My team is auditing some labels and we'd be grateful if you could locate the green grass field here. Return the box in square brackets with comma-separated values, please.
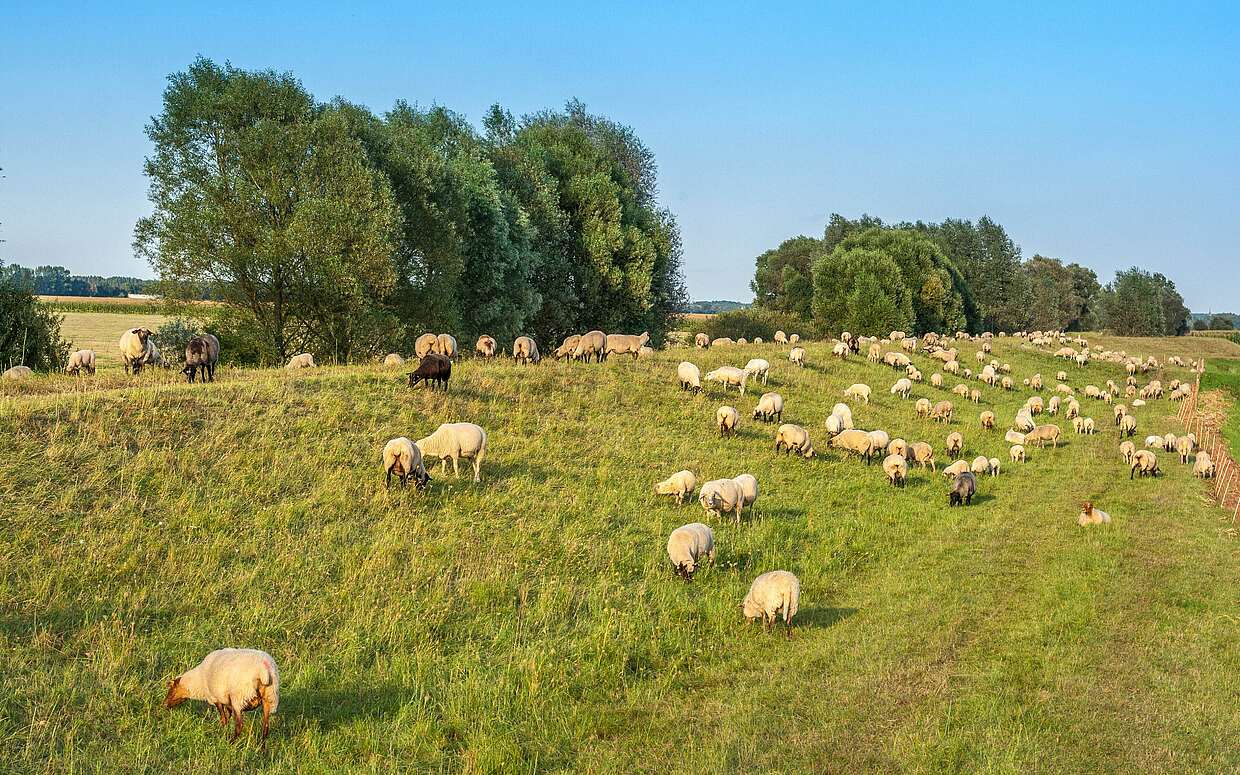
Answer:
[2, 319, 1239, 773]
[57, 312, 173, 368]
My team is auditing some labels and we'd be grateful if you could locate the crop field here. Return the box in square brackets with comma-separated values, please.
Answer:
[2, 324, 1239, 773]
[56, 312, 174, 368]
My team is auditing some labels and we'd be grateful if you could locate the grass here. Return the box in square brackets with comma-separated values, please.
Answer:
[1201, 358, 1240, 459]
[1, 330, 1238, 773]
[55, 312, 174, 367]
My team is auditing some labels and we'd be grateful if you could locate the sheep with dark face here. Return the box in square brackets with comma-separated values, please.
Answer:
[948, 471, 976, 506]
[382, 437, 431, 490]
[407, 353, 451, 391]
[182, 333, 220, 383]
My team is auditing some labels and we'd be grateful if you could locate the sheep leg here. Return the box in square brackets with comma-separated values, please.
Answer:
[232, 710, 244, 742]
[452, 457, 460, 478]
[217, 703, 229, 726]
[472, 455, 481, 483]
[260, 687, 274, 740]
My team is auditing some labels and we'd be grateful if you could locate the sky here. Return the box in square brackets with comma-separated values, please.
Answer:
[1, 2, 1237, 310]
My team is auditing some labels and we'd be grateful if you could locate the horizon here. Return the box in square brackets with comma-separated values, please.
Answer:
[2, 2, 1237, 309]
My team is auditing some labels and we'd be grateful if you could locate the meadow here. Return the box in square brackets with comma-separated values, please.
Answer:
[2, 315, 1239, 774]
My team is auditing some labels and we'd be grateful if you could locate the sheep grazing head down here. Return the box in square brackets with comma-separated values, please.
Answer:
[163, 676, 189, 709]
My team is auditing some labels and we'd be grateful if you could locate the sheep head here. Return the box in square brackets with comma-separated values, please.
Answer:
[164, 676, 189, 708]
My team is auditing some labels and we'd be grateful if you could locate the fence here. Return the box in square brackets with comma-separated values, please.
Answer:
[1176, 365, 1240, 522]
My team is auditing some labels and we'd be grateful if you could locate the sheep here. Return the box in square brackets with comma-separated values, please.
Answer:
[883, 453, 908, 487]
[774, 424, 816, 458]
[66, 349, 97, 375]
[2, 365, 33, 380]
[574, 330, 609, 362]
[654, 470, 698, 504]
[944, 359, 961, 375]
[829, 429, 877, 463]
[383, 353, 405, 366]
[1120, 414, 1137, 438]
[512, 336, 541, 364]
[1014, 409, 1036, 433]
[883, 351, 912, 370]
[1001, 376, 1014, 391]
[705, 366, 748, 394]
[867, 342, 882, 362]
[435, 334, 459, 359]
[285, 353, 316, 370]
[712, 337, 735, 347]
[832, 342, 849, 359]
[1175, 435, 1194, 464]
[788, 333, 801, 346]
[844, 383, 873, 404]
[414, 333, 439, 358]
[736, 338, 748, 346]
[556, 335, 582, 360]
[970, 455, 990, 475]
[407, 353, 452, 391]
[1065, 399, 1081, 420]
[1129, 450, 1160, 479]
[831, 403, 854, 430]
[773, 330, 788, 345]
[908, 368, 923, 382]
[987, 458, 1001, 477]
[887, 438, 909, 460]
[744, 358, 771, 385]
[1025, 424, 1061, 448]
[1026, 396, 1044, 414]
[475, 335, 498, 358]
[948, 471, 976, 506]
[716, 405, 740, 437]
[415, 422, 487, 482]
[164, 648, 279, 741]
[1010, 444, 1025, 463]
[1119, 440, 1136, 465]
[931, 401, 954, 424]
[915, 398, 932, 419]
[945, 432, 964, 458]
[753, 337, 764, 345]
[381, 437, 430, 489]
[1143, 435, 1164, 449]
[695, 332, 711, 349]
[1078, 502, 1111, 526]
[606, 331, 651, 360]
[734, 473, 760, 513]
[1162, 433, 1178, 453]
[890, 378, 913, 399]
[789, 346, 806, 367]
[118, 327, 155, 374]
[1047, 396, 1061, 415]
[868, 430, 891, 456]
[952, 384, 969, 398]
[699, 478, 745, 523]
[980, 411, 996, 430]
[930, 373, 944, 388]
[1004, 429, 1025, 445]
[677, 361, 702, 392]
[1082, 418, 1096, 435]
[752, 392, 784, 423]
[1193, 451, 1215, 479]
[182, 333, 221, 383]
[910, 441, 936, 471]
[1030, 374, 1043, 391]
[825, 414, 844, 436]
[742, 570, 800, 638]
[969, 388, 982, 404]
[1072, 416, 1086, 434]
[666, 523, 715, 580]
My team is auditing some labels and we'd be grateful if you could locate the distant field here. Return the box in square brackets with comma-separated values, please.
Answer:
[58, 311, 174, 366]
[38, 295, 158, 306]
[1, 332, 1237, 773]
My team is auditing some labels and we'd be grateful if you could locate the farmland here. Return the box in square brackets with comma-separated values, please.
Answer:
[1, 315, 1239, 773]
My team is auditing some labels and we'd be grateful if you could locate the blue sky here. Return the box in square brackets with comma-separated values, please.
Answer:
[2, 2, 1237, 309]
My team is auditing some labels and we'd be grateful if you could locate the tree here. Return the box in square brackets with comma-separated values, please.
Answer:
[911, 217, 1030, 332]
[751, 235, 821, 315]
[1024, 256, 1099, 331]
[1209, 315, 1236, 330]
[134, 58, 400, 363]
[0, 264, 70, 371]
[1097, 267, 1187, 336]
[811, 246, 914, 334]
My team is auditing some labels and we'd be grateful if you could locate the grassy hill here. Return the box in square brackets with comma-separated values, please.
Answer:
[1, 328, 1238, 773]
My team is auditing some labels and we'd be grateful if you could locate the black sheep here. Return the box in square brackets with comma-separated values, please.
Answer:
[408, 353, 451, 391]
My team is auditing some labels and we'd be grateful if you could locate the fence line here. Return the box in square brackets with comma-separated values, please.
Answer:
[1178, 366, 1240, 522]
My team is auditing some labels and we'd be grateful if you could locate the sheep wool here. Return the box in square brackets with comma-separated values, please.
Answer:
[699, 478, 745, 523]
[717, 405, 740, 437]
[415, 423, 488, 482]
[164, 648, 279, 741]
[66, 349, 97, 375]
[666, 522, 715, 579]
[285, 353, 316, 370]
[381, 437, 429, 489]
[677, 361, 703, 392]
[742, 570, 800, 637]
[654, 470, 698, 504]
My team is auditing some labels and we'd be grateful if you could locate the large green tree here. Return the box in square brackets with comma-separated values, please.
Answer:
[0, 265, 70, 371]
[911, 217, 1030, 332]
[134, 58, 400, 363]
[811, 246, 914, 335]
[1024, 255, 1100, 331]
[751, 235, 821, 316]
[1097, 267, 1188, 336]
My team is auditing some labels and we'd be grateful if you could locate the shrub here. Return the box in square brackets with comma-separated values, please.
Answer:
[698, 309, 821, 342]
[152, 318, 203, 365]
[0, 268, 71, 372]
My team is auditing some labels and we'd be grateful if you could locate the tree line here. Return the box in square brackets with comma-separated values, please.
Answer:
[135, 58, 686, 364]
[752, 213, 1189, 337]
[0, 264, 152, 297]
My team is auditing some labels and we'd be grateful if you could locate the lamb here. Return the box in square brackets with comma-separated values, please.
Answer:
[980, 411, 996, 430]
[1119, 440, 1136, 464]
[606, 331, 651, 360]
[774, 423, 816, 458]
[512, 336, 541, 364]
[868, 429, 891, 453]
[915, 398, 932, 418]
[742, 570, 800, 638]
[717, 405, 740, 437]
[666, 523, 715, 580]
[752, 392, 784, 423]
[381, 437, 430, 489]
[2, 365, 33, 380]
[573, 330, 609, 362]
[118, 327, 156, 374]
[1143, 435, 1163, 449]
[695, 332, 711, 349]
[1078, 502, 1111, 526]
[66, 349, 97, 375]
[952, 384, 969, 398]
[948, 471, 977, 506]
[832, 342, 849, 359]
[890, 378, 913, 399]
[1025, 424, 1061, 448]
[789, 346, 806, 367]
[1193, 451, 1215, 479]
[1082, 417, 1096, 435]
[744, 358, 771, 385]
[383, 353, 405, 366]
[931, 401, 954, 424]
[654, 470, 698, 504]
[868, 342, 882, 362]
[407, 353, 452, 391]
[788, 333, 801, 345]
[883, 453, 908, 486]
[829, 429, 877, 463]
[1004, 429, 1025, 445]
[987, 458, 1001, 477]
[1120, 414, 1137, 438]
[831, 403, 854, 429]
[945, 432, 964, 458]
[414, 333, 439, 358]
[1175, 435, 1194, 463]
[844, 383, 873, 404]
[1010, 444, 1025, 463]
[712, 337, 735, 347]
[930, 373, 944, 388]
[164, 648, 279, 741]
[699, 478, 745, 523]
[435, 334, 459, 359]
[415, 422, 487, 482]
[677, 361, 702, 392]
[285, 353, 316, 370]
[1129, 450, 1160, 479]
[556, 335, 582, 360]
[969, 388, 982, 404]
[182, 333, 221, 383]
[887, 438, 909, 459]
[1162, 433, 1178, 452]
[970, 455, 990, 475]
[475, 335, 498, 358]
[705, 366, 748, 394]
[910, 441, 936, 471]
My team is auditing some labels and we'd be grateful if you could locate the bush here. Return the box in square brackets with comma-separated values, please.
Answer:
[0, 268, 71, 372]
[152, 318, 202, 365]
[697, 309, 821, 342]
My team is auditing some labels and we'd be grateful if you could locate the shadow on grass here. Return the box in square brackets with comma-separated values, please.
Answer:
[796, 606, 859, 629]
[287, 684, 415, 731]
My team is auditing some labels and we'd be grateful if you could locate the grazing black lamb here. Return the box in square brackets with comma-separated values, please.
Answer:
[408, 353, 451, 391]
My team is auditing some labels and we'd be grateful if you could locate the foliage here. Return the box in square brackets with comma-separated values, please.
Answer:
[751, 235, 822, 316]
[697, 308, 820, 342]
[151, 317, 206, 366]
[40, 298, 166, 315]
[811, 246, 914, 335]
[0, 264, 152, 297]
[1097, 267, 1190, 336]
[1024, 255, 1100, 331]
[682, 300, 749, 314]
[913, 217, 1030, 332]
[0, 265, 71, 371]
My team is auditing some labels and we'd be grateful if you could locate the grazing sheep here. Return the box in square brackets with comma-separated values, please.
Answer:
[789, 346, 806, 367]
[118, 327, 155, 374]
[717, 405, 740, 437]
[381, 437, 430, 489]
[1047, 396, 1061, 415]
[1193, 451, 1215, 479]
[980, 411, 996, 430]
[868, 429, 891, 454]
[695, 332, 711, 349]
[742, 570, 800, 638]
[883, 453, 908, 486]
[1030, 374, 1043, 391]
[666, 523, 715, 580]
[475, 335, 498, 358]
[606, 332, 651, 360]
[1001, 376, 1014, 391]
[915, 397, 932, 419]
[752, 392, 784, 423]
[744, 358, 771, 385]
[1129, 450, 1160, 479]
[734, 473, 760, 513]
[1162, 433, 1178, 453]
[383, 353, 406, 366]
[435, 334, 459, 359]
[948, 471, 977, 506]
[952, 384, 969, 398]
[773, 330, 788, 345]
[1072, 416, 1085, 434]
[1025, 424, 1062, 448]
[969, 388, 981, 404]
[1175, 435, 1194, 463]
[890, 378, 913, 399]
[832, 342, 849, 359]
[1026, 396, 1044, 414]
[512, 336, 540, 364]
[415, 422, 488, 482]
[1065, 399, 1081, 420]
[931, 400, 954, 424]
[1082, 417, 1096, 435]
[1010, 444, 1025, 463]
[285, 353, 316, 370]
[825, 414, 844, 436]
[788, 333, 801, 346]
[753, 337, 764, 345]
[705, 366, 748, 394]
[2, 365, 33, 380]
[654, 470, 698, 504]
[945, 432, 964, 458]
[1120, 414, 1137, 438]
[1143, 435, 1164, 449]
[987, 458, 1001, 477]
[830, 429, 877, 463]
[1119, 440, 1136, 464]
[574, 330, 609, 362]
[931, 373, 944, 388]
[677, 361, 703, 392]
[868, 342, 883, 362]
[831, 403, 854, 430]
[699, 478, 745, 523]
[775, 424, 816, 458]
[414, 333, 439, 358]
[1004, 429, 1026, 445]
[887, 438, 909, 459]
[844, 383, 873, 404]
[970, 455, 990, 475]
[712, 337, 735, 347]
[182, 333, 221, 384]
[164, 648, 279, 741]
[407, 353, 452, 391]
[910, 441, 936, 471]
[555, 335, 582, 360]
[66, 349, 97, 376]
[1078, 502, 1111, 526]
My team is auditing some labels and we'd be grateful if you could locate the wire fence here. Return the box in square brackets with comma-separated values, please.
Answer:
[1176, 365, 1240, 522]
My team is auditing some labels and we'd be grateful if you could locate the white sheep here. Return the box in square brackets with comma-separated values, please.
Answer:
[774, 424, 816, 458]
[844, 383, 872, 404]
[382, 353, 405, 366]
[415, 423, 488, 482]
[733, 473, 759, 511]
[910, 441, 936, 471]
[752, 392, 784, 423]
[1193, 451, 1215, 478]
[915, 397, 932, 419]
[666, 522, 715, 579]
[475, 335, 498, 358]
[970, 455, 990, 475]
[164, 648, 279, 741]
[699, 478, 745, 523]
[717, 405, 740, 437]
[987, 458, 1000, 477]
[435, 333, 459, 358]
[742, 570, 800, 637]
[890, 378, 913, 399]
[1010, 444, 1025, 463]
[831, 403, 854, 430]
[414, 333, 439, 358]
[789, 346, 806, 367]
[1077, 502, 1111, 526]
[285, 353, 316, 369]
[66, 349, 97, 375]
[512, 336, 541, 364]
[883, 453, 908, 486]
[654, 470, 698, 504]
[705, 366, 748, 394]
[1119, 440, 1136, 464]
[743, 358, 771, 385]
[677, 361, 702, 392]
[381, 437, 430, 489]
[118, 327, 156, 374]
